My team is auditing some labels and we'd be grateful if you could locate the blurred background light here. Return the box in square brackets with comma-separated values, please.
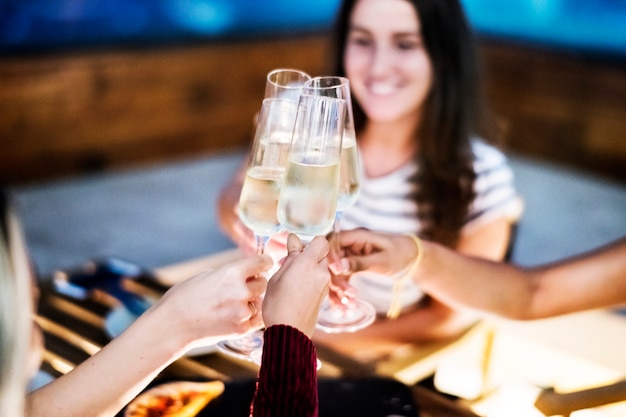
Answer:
[0, 0, 624, 58]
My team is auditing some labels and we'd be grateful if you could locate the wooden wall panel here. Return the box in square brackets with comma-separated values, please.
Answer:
[1, 35, 624, 185]
[0, 36, 331, 184]
[482, 42, 626, 181]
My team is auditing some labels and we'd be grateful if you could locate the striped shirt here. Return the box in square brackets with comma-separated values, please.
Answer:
[342, 139, 520, 314]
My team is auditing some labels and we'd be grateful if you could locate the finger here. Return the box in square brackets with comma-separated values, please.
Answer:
[246, 293, 265, 329]
[305, 235, 330, 263]
[348, 252, 391, 274]
[247, 301, 258, 317]
[249, 307, 265, 328]
[286, 233, 304, 254]
[329, 257, 351, 275]
[329, 275, 356, 298]
[337, 228, 384, 255]
[227, 254, 273, 278]
[246, 275, 267, 297]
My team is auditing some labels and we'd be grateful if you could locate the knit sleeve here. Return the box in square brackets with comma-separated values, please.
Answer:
[249, 324, 318, 417]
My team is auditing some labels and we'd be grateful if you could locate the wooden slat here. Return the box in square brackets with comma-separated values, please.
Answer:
[2, 36, 624, 184]
[34, 257, 480, 416]
[481, 40, 626, 181]
[0, 36, 332, 184]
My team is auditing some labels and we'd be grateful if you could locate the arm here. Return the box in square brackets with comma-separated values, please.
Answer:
[253, 325, 318, 417]
[217, 159, 259, 256]
[251, 234, 330, 417]
[417, 236, 626, 319]
[336, 229, 626, 320]
[27, 255, 272, 417]
[314, 219, 512, 355]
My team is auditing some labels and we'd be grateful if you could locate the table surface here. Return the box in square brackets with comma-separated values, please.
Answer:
[36, 248, 626, 417]
[36, 249, 480, 417]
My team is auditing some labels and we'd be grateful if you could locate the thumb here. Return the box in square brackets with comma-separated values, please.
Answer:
[286, 233, 304, 254]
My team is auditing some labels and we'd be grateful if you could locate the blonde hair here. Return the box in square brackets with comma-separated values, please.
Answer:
[0, 193, 32, 417]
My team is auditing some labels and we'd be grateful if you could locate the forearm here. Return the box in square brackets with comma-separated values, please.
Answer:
[251, 325, 318, 417]
[416, 241, 536, 319]
[408, 217, 537, 318]
[217, 161, 247, 241]
[417, 237, 626, 320]
[217, 183, 243, 239]
[27, 307, 188, 417]
[528, 237, 626, 318]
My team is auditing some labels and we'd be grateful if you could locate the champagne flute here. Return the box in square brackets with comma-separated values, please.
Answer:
[277, 94, 346, 242]
[239, 98, 298, 255]
[216, 98, 298, 361]
[303, 76, 376, 333]
[249, 68, 311, 253]
[218, 70, 310, 362]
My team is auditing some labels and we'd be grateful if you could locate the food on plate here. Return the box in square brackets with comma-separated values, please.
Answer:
[125, 380, 225, 417]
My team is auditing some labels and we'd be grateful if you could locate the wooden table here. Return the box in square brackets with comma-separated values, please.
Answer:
[36, 248, 626, 416]
[35, 249, 479, 417]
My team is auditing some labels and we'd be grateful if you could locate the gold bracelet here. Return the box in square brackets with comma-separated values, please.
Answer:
[386, 234, 424, 319]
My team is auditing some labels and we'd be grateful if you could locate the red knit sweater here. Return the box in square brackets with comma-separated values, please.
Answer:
[250, 324, 318, 417]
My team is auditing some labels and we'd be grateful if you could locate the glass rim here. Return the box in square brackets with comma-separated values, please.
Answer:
[304, 75, 350, 90]
[266, 68, 312, 90]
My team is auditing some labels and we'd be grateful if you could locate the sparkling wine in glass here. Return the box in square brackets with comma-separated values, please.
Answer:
[238, 98, 297, 254]
[216, 98, 298, 361]
[245, 68, 311, 253]
[336, 133, 361, 213]
[277, 94, 346, 242]
[303, 76, 376, 333]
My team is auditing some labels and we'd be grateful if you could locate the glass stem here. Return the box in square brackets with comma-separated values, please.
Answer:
[256, 235, 270, 255]
[332, 211, 344, 255]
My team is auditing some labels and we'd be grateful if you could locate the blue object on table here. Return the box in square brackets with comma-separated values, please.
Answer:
[52, 257, 153, 316]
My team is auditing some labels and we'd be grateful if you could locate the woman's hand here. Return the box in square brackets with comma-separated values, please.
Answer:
[153, 254, 273, 346]
[262, 234, 330, 337]
[330, 228, 419, 277]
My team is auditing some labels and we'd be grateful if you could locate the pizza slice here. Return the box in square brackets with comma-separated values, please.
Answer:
[125, 380, 225, 417]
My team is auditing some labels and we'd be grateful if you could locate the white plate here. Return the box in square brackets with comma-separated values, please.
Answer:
[104, 304, 218, 356]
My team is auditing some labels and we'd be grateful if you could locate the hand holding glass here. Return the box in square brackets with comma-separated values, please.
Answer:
[217, 69, 310, 363]
[216, 98, 298, 361]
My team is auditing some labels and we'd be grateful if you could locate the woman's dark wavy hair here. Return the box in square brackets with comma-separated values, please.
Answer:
[331, 0, 497, 246]
[0, 189, 9, 247]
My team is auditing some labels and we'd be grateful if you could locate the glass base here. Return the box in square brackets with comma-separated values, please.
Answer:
[216, 330, 264, 361]
[316, 297, 376, 333]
